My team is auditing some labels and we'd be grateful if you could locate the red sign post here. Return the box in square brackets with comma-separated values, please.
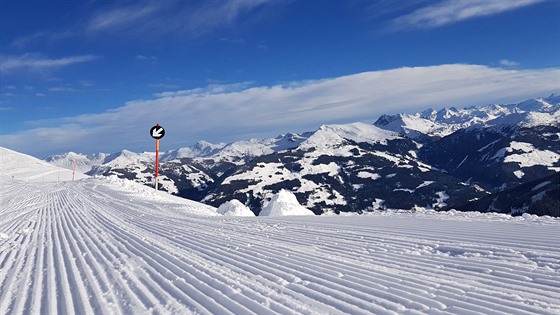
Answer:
[72, 159, 77, 181]
[150, 124, 165, 190]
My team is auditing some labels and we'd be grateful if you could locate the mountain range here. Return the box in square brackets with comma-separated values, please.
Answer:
[46, 94, 560, 216]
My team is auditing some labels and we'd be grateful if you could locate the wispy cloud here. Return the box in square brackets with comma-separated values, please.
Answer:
[135, 55, 158, 63]
[499, 59, 520, 67]
[153, 82, 253, 98]
[86, 0, 274, 37]
[366, 0, 430, 18]
[48, 87, 75, 93]
[0, 54, 99, 74]
[10, 31, 75, 49]
[185, 0, 272, 35]
[148, 83, 180, 90]
[87, 2, 163, 33]
[79, 80, 94, 87]
[389, 0, 545, 30]
[2, 64, 558, 156]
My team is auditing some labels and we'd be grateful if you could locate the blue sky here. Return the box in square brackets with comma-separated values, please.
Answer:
[1, 0, 559, 157]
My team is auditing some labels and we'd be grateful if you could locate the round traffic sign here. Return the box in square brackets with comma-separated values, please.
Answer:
[150, 125, 165, 139]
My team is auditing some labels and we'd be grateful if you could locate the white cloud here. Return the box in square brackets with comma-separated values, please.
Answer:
[0, 54, 99, 74]
[390, 0, 545, 30]
[2, 64, 558, 157]
[499, 59, 520, 67]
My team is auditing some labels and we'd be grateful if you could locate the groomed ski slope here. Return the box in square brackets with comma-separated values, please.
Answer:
[1, 176, 559, 315]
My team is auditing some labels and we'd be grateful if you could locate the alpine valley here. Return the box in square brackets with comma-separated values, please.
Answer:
[46, 94, 560, 216]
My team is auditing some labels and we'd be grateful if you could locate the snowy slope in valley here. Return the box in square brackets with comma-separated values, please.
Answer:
[2, 149, 560, 314]
[500, 141, 560, 170]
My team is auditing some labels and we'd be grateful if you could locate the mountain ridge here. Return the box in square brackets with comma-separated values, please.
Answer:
[45, 95, 560, 216]
[373, 93, 560, 139]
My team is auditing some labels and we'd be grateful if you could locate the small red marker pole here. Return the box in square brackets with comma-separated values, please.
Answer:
[72, 159, 77, 181]
[150, 123, 165, 191]
[155, 137, 160, 190]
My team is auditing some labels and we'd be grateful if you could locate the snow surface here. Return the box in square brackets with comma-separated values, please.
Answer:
[1, 147, 560, 314]
[357, 171, 381, 180]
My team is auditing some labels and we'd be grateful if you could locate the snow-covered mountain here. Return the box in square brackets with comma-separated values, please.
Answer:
[202, 122, 486, 214]
[45, 95, 560, 216]
[374, 94, 560, 139]
[419, 125, 560, 189]
[455, 172, 559, 216]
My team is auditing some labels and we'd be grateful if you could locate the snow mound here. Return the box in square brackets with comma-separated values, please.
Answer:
[217, 200, 255, 216]
[259, 190, 315, 216]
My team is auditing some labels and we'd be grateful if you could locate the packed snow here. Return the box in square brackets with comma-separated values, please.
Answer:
[1, 147, 560, 314]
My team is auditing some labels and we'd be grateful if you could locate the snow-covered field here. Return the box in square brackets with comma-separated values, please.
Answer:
[1, 147, 559, 314]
